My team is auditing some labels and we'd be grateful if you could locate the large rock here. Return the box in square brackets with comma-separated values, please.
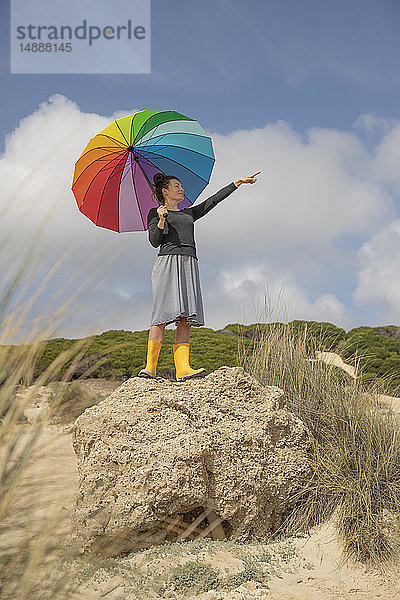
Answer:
[71, 366, 312, 557]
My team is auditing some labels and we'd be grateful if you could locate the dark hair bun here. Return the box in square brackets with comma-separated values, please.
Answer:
[153, 172, 166, 186]
[152, 172, 179, 204]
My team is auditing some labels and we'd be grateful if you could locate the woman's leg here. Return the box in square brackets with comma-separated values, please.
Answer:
[175, 317, 190, 344]
[138, 323, 166, 377]
[173, 317, 205, 380]
[149, 323, 166, 342]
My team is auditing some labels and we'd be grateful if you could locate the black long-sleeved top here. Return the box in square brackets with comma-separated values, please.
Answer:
[146, 182, 238, 259]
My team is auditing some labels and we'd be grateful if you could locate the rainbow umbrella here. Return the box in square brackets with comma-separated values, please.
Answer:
[71, 109, 215, 232]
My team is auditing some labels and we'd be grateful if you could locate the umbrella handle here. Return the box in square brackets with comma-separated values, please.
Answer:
[157, 202, 168, 219]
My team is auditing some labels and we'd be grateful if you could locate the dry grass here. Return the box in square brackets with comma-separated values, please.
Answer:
[0, 208, 132, 598]
[236, 288, 400, 569]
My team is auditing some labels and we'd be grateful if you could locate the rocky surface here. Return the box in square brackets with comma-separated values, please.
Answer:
[71, 366, 312, 557]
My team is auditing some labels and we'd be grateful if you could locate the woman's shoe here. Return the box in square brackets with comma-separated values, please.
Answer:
[138, 339, 162, 378]
[173, 343, 206, 382]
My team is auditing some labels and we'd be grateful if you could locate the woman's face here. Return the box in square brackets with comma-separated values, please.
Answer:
[164, 178, 184, 203]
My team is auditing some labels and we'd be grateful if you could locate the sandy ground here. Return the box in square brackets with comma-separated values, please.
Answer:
[4, 358, 400, 599]
[315, 351, 357, 378]
[316, 351, 400, 415]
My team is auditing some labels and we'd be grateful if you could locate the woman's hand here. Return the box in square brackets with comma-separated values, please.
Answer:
[157, 205, 167, 220]
[234, 171, 261, 187]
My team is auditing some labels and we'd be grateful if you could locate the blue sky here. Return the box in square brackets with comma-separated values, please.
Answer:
[1, 0, 400, 342]
[2, 0, 400, 147]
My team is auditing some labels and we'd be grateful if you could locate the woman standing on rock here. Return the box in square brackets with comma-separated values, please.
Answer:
[138, 171, 261, 381]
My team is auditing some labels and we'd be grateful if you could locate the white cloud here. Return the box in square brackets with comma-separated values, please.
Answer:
[203, 261, 352, 331]
[197, 120, 395, 266]
[353, 220, 400, 323]
[1, 96, 400, 342]
[372, 125, 400, 193]
[354, 113, 399, 136]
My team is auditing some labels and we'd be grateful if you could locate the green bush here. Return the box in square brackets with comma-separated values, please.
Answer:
[168, 561, 220, 593]
[3, 320, 400, 393]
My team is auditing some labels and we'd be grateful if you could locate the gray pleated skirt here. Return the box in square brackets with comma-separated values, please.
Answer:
[150, 254, 205, 327]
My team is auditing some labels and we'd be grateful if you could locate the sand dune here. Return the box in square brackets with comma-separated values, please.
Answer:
[4, 361, 400, 599]
[316, 351, 400, 415]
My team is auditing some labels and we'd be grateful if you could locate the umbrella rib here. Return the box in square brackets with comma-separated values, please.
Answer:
[137, 163, 157, 202]
[134, 152, 209, 208]
[137, 133, 212, 162]
[72, 149, 128, 191]
[139, 131, 213, 150]
[130, 112, 142, 145]
[130, 156, 147, 231]
[128, 152, 200, 230]
[118, 152, 137, 185]
[131, 111, 142, 145]
[135, 116, 191, 152]
[76, 149, 126, 173]
[136, 129, 169, 153]
[137, 113, 199, 147]
[103, 132, 128, 147]
[136, 148, 212, 188]
[114, 121, 130, 146]
[129, 113, 138, 146]
[131, 113, 151, 147]
[133, 110, 189, 145]
[89, 153, 127, 226]
[91, 132, 127, 149]
[95, 157, 126, 228]
[81, 145, 126, 155]
[137, 142, 215, 164]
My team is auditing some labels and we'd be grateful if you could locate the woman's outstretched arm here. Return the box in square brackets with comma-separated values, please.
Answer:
[190, 171, 261, 221]
[190, 182, 238, 221]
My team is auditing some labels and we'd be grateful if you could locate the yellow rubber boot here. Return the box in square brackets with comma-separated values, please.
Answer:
[173, 343, 206, 381]
[138, 339, 162, 378]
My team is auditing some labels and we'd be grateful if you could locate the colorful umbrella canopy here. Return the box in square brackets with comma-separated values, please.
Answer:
[71, 109, 215, 232]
